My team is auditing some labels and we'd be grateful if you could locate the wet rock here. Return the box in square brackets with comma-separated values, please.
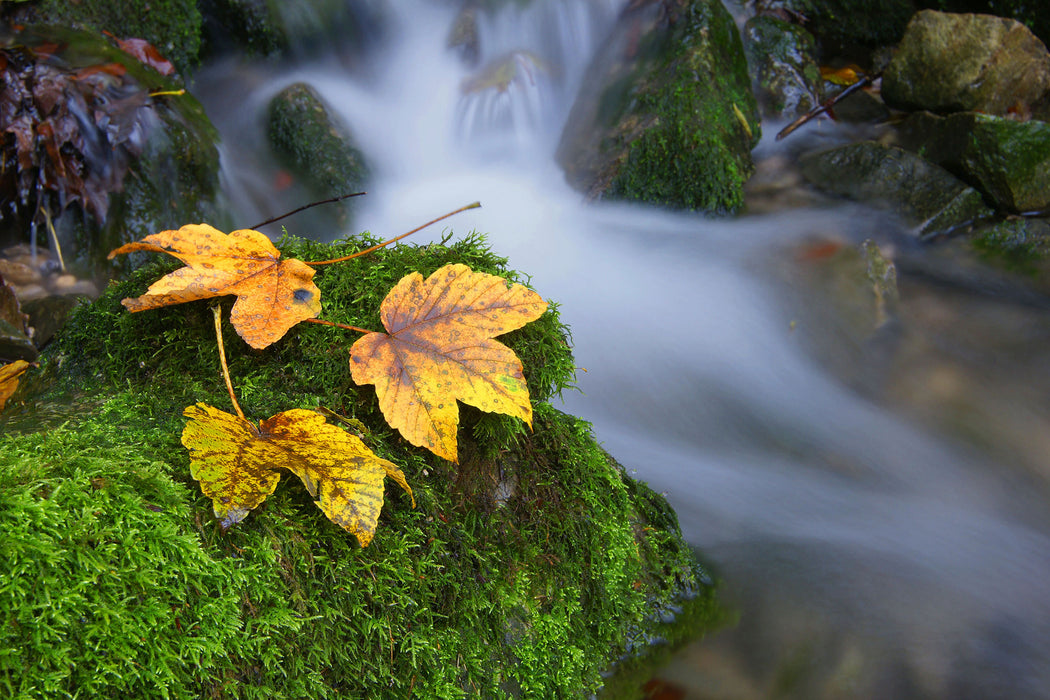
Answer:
[743, 15, 824, 120]
[199, 0, 381, 60]
[267, 82, 369, 227]
[21, 295, 88, 349]
[882, 10, 1050, 117]
[4, 0, 203, 75]
[896, 111, 1050, 214]
[0, 28, 223, 277]
[448, 4, 480, 66]
[0, 318, 37, 363]
[557, 0, 760, 215]
[826, 84, 891, 124]
[798, 141, 993, 238]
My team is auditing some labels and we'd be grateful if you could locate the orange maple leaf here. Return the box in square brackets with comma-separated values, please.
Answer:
[350, 263, 547, 462]
[182, 403, 413, 547]
[0, 360, 31, 410]
[108, 224, 322, 349]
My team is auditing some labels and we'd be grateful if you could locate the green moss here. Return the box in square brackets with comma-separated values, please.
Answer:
[971, 219, 1050, 276]
[267, 84, 369, 228]
[606, 0, 760, 215]
[19, 0, 203, 75]
[3, 233, 721, 698]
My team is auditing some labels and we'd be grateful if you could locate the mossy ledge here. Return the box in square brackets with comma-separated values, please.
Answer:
[1, 232, 724, 698]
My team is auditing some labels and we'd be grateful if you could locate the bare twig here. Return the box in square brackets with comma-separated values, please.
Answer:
[776, 72, 881, 141]
[250, 191, 367, 230]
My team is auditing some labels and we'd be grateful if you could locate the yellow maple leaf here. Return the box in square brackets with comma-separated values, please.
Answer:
[350, 263, 547, 462]
[108, 224, 322, 349]
[182, 403, 413, 546]
[0, 359, 31, 410]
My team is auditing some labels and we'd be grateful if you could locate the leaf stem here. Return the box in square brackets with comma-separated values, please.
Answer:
[250, 191, 367, 230]
[212, 305, 246, 420]
[306, 201, 481, 266]
[304, 317, 374, 334]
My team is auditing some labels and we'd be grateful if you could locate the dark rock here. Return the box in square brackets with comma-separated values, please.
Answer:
[448, 4, 480, 66]
[743, 15, 825, 120]
[776, 0, 917, 51]
[0, 318, 37, 363]
[199, 0, 381, 60]
[556, 0, 760, 215]
[21, 295, 87, 349]
[896, 112, 1050, 214]
[798, 141, 993, 238]
[267, 82, 370, 227]
[3, 0, 203, 76]
[882, 10, 1050, 117]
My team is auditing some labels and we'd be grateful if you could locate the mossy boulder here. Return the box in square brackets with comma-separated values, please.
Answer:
[556, 0, 761, 216]
[267, 83, 369, 231]
[2, 0, 203, 76]
[896, 112, 1050, 214]
[1, 233, 723, 698]
[798, 141, 993, 238]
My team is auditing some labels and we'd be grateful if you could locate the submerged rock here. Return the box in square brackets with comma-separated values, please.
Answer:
[882, 10, 1050, 118]
[798, 141, 993, 238]
[556, 0, 760, 215]
[0, 234, 723, 697]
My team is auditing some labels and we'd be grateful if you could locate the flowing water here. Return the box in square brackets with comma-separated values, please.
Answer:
[195, 2, 1050, 697]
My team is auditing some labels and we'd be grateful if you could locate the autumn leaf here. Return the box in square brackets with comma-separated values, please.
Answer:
[821, 64, 864, 86]
[182, 403, 413, 547]
[108, 224, 322, 349]
[0, 360, 31, 410]
[350, 263, 547, 462]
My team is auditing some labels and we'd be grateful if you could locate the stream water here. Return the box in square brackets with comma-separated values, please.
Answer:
[195, 2, 1050, 697]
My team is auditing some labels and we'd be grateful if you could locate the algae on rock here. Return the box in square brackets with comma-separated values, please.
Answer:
[1, 233, 723, 698]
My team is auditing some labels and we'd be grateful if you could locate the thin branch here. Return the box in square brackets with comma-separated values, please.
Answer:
[250, 191, 367, 230]
[307, 201, 482, 266]
[212, 305, 245, 420]
[776, 72, 881, 141]
[303, 317, 374, 334]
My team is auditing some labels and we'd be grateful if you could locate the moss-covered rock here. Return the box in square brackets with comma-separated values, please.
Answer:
[1, 233, 723, 698]
[556, 0, 760, 216]
[198, 0, 382, 60]
[3, 0, 203, 76]
[798, 141, 993, 238]
[896, 111, 1050, 214]
[267, 83, 369, 230]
